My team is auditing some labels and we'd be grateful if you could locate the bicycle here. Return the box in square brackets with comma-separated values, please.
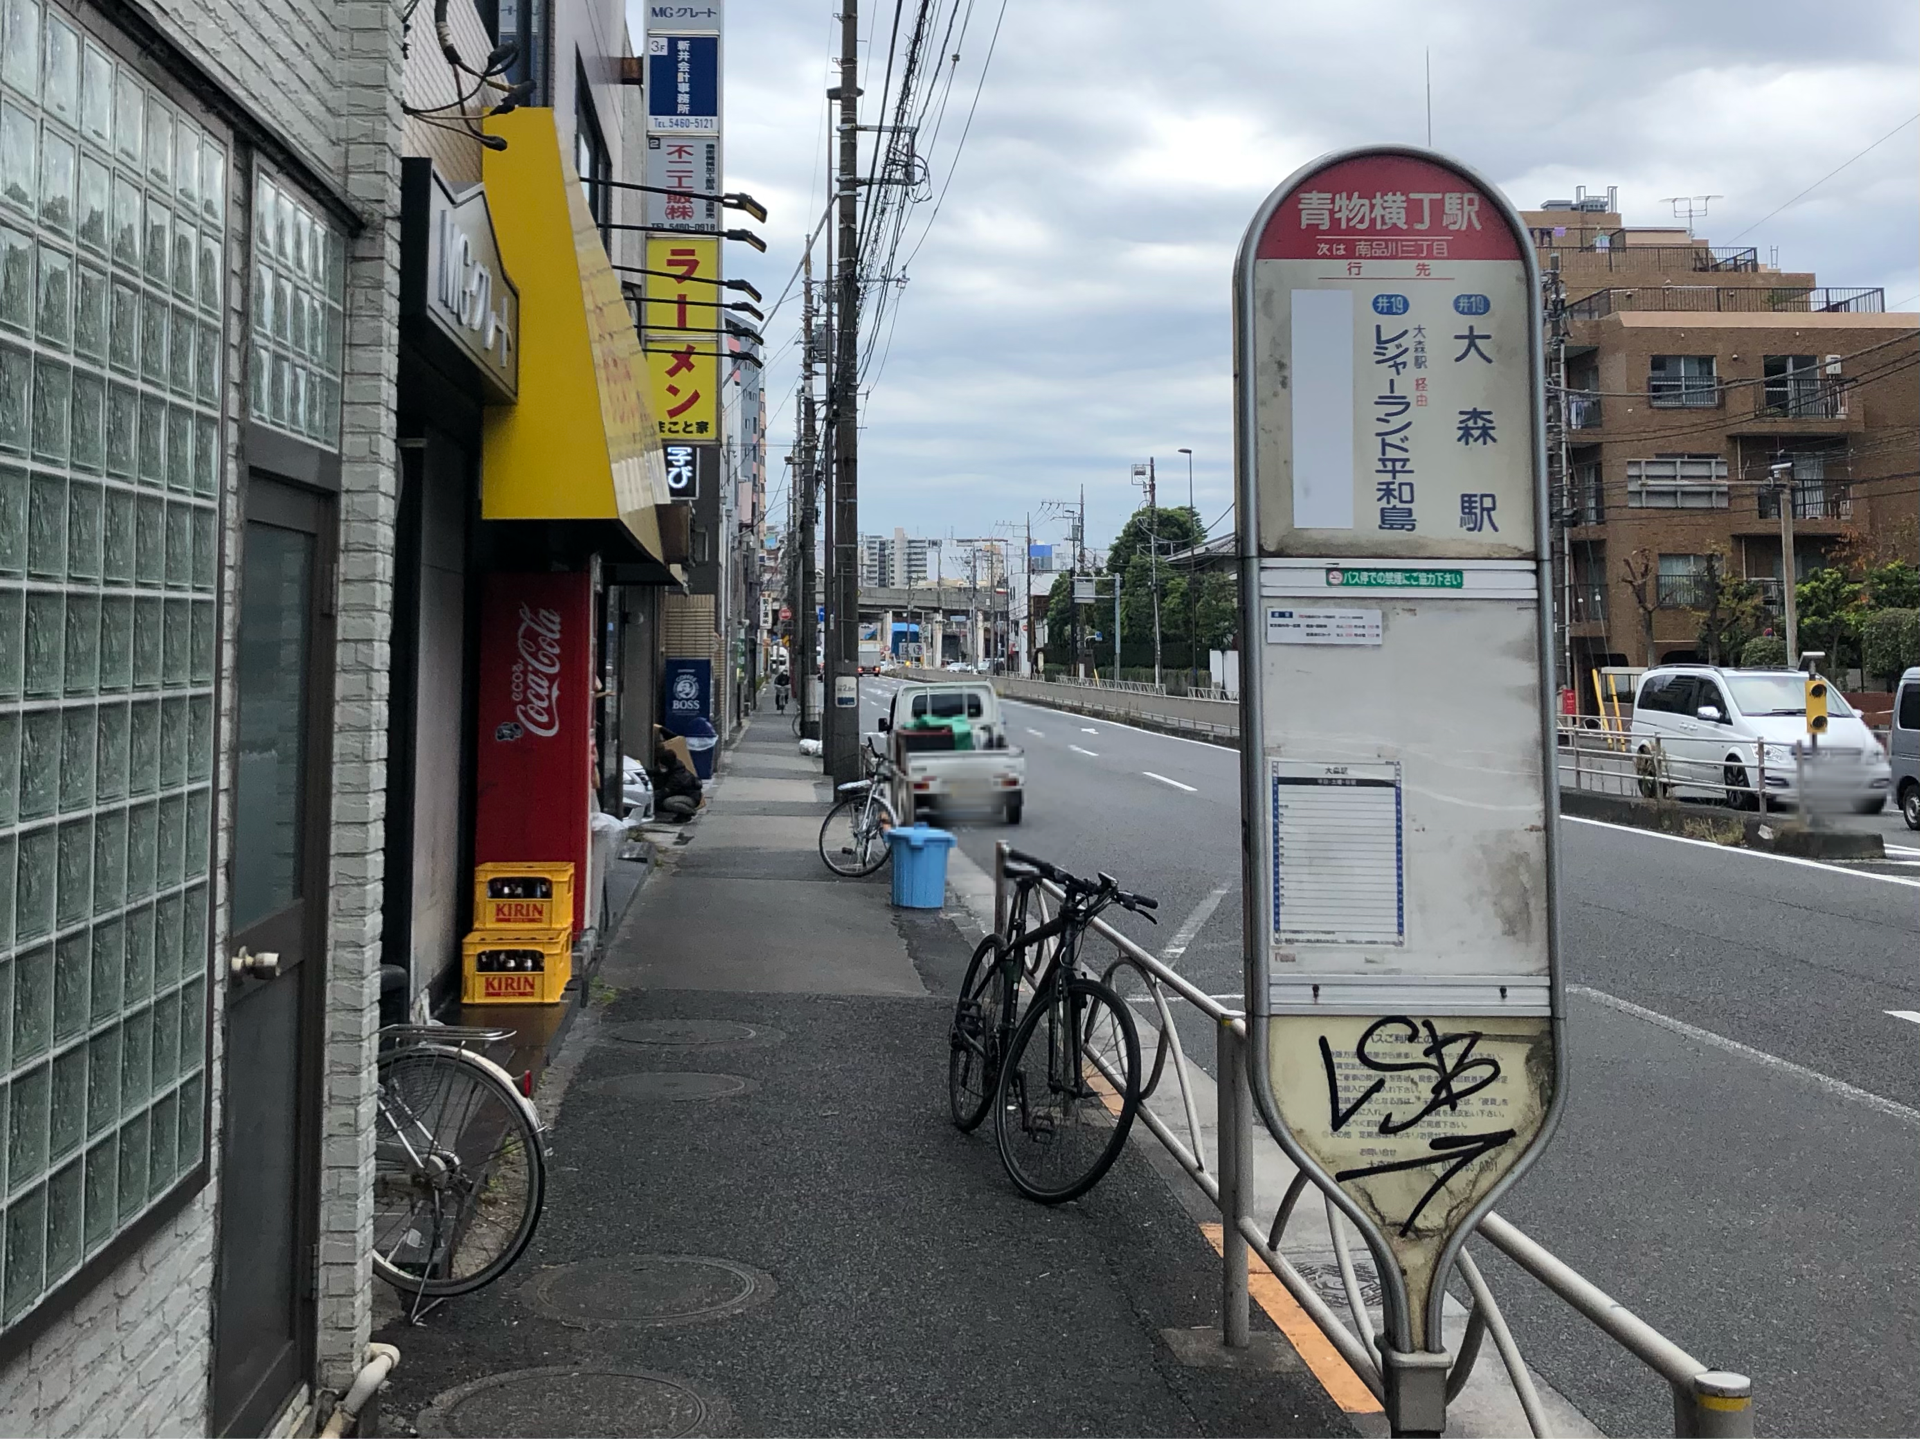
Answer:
[948, 848, 1157, 1203]
[818, 741, 900, 876]
[371, 1024, 548, 1307]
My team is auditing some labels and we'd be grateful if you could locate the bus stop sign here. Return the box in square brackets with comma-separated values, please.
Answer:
[1233, 147, 1564, 1375]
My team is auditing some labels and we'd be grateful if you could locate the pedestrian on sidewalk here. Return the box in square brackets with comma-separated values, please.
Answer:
[774, 668, 790, 712]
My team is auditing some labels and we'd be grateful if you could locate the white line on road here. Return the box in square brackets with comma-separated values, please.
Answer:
[1069, 744, 1100, 758]
[997, 697, 1231, 753]
[1887, 844, 1920, 858]
[1564, 815, 1920, 888]
[1571, 984, 1920, 1128]
[1887, 1010, 1920, 1026]
[1164, 885, 1232, 960]
[1142, 771, 1197, 793]
[1081, 726, 1100, 734]
[1025, 727, 1045, 737]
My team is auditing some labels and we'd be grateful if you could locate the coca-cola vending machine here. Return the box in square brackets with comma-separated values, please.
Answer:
[474, 572, 593, 934]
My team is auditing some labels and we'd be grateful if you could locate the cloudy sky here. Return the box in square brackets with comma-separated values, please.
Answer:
[634, 0, 1920, 564]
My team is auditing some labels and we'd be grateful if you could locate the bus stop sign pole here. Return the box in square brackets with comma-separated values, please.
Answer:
[1232, 146, 1567, 1437]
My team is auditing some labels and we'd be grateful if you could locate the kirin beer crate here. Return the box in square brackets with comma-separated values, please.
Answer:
[473, 861, 576, 932]
[461, 928, 573, 1005]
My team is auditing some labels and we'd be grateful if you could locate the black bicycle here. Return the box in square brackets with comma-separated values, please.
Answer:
[947, 848, 1156, 1203]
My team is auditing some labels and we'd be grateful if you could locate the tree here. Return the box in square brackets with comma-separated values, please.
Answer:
[1043, 572, 1078, 671]
[1692, 550, 1762, 665]
[1863, 559, 1920, 612]
[1107, 505, 1204, 580]
[1794, 566, 1863, 670]
[1620, 549, 1659, 667]
[1740, 636, 1788, 667]
[1860, 609, 1919, 689]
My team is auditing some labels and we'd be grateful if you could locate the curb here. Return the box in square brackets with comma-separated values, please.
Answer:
[1558, 789, 1885, 857]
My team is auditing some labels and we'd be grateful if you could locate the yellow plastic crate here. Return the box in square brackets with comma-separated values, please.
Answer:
[473, 861, 576, 932]
[461, 928, 573, 1006]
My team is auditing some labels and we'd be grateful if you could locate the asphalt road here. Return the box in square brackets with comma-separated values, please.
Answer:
[859, 677, 1920, 1438]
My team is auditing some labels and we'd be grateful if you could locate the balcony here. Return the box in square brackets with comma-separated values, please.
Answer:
[1755, 381, 1848, 422]
[1750, 576, 1783, 616]
[1757, 484, 1852, 522]
[1568, 581, 1608, 623]
[1567, 285, 1884, 319]
[1656, 574, 1710, 609]
[1567, 391, 1602, 428]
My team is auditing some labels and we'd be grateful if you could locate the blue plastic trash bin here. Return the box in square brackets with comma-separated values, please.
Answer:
[886, 825, 956, 909]
[676, 717, 718, 779]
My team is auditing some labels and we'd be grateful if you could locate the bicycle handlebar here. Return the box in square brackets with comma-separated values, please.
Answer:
[1005, 849, 1157, 919]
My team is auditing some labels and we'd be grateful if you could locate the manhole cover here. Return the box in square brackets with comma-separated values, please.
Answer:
[1295, 1260, 1383, 1308]
[417, 1366, 726, 1438]
[607, 1019, 783, 1048]
[525, 1254, 776, 1327]
[584, 1071, 758, 1101]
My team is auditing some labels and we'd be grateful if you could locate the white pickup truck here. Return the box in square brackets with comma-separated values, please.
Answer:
[877, 679, 1026, 824]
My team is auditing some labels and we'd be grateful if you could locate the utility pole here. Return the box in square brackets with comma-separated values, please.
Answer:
[1180, 447, 1196, 692]
[824, 0, 861, 784]
[796, 252, 820, 740]
[1772, 457, 1799, 663]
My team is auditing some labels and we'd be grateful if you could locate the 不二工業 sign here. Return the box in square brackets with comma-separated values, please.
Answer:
[1233, 147, 1562, 1370]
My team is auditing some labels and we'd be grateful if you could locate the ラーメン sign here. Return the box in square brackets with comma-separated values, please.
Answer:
[1233, 146, 1563, 1396]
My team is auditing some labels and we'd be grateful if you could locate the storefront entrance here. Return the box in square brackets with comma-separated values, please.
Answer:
[211, 477, 336, 1436]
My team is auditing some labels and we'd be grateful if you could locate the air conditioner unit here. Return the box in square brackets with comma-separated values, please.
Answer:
[1824, 354, 1841, 376]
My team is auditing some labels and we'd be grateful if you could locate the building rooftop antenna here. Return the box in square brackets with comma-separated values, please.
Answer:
[1658, 194, 1723, 239]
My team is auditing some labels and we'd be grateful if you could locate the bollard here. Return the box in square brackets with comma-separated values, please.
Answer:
[1676, 1370, 1752, 1439]
[1216, 1021, 1250, 1349]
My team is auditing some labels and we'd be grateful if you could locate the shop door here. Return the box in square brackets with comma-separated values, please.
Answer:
[212, 478, 336, 1437]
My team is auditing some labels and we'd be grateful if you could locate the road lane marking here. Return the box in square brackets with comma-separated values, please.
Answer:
[1069, 744, 1100, 758]
[1164, 885, 1231, 960]
[1081, 726, 1100, 734]
[1564, 815, 1920, 888]
[1024, 726, 1045, 737]
[1142, 771, 1197, 793]
[1198, 1223, 1381, 1414]
[997, 697, 1233, 753]
[1571, 985, 1920, 1128]
[1888, 1010, 1920, 1026]
[1887, 844, 1920, 858]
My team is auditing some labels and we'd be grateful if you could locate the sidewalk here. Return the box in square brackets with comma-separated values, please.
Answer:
[375, 699, 1354, 1437]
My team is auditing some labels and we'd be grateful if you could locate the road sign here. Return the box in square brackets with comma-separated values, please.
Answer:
[1233, 147, 1562, 1394]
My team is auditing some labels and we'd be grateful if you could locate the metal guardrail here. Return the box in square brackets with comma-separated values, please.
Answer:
[1556, 720, 1877, 819]
[992, 843, 1754, 1437]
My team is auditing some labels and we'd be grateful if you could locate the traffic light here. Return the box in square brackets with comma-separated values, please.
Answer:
[1805, 677, 1829, 736]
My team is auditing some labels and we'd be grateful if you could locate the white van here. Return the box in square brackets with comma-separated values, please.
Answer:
[1630, 665, 1892, 812]
[1892, 666, 1919, 830]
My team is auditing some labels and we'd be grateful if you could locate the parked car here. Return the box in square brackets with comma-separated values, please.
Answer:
[621, 755, 655, 822]
[1630, 665, 1892, 813]
[1893, 666, 1919, 830]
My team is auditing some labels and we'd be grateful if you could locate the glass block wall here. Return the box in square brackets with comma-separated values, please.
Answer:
[249, 173, 340, 449]
[0, 0, 221, 1330]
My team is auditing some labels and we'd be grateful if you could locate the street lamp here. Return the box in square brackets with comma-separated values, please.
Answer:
[1178, 448, 1196, 691]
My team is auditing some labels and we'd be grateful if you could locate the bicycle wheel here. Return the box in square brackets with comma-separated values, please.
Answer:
[949, 935, 1014, 1130]
[819, 793, 892, 876]
[372, 1045, 546, 1297]
[994, 975, 1141, 1204]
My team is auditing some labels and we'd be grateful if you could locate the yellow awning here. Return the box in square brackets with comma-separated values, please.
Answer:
[480, 109, 670, 561]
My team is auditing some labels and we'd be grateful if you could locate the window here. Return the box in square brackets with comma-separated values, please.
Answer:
[1627, 454, 1728, 509]
[1761, 355, 1842, 418]
[247, 174, 342, 447]
[1757, 449, 1849, 521]
[910, 691, 984, 719]
[1656, 554, 1710, 608]
[1648, 354, 1718, 408]
[1724, 672, 1852, 718]
[1636, 674, 1689, 714]
[1897, 683, 1918, 731]
[1571, 461, 1603, 525]
[574, 77, 610, 250]
[0, 4, 222, 1335]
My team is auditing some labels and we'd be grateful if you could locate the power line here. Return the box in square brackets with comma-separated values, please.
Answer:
[1724, 112, 1920, 242]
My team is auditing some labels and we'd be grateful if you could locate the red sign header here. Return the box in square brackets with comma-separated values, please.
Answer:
[1257, 154, 1522, 263]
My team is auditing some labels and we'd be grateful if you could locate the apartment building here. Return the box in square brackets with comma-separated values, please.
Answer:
[1526, 191, 1918, 697]
[858, 526, 930, 588]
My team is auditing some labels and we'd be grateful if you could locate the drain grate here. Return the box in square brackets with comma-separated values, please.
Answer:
[584, 1071, 758, 1101]
[415, 1366, 727, 1438]
[525, 1254, 777, 1328]
[607, 1019, 783, 1049]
